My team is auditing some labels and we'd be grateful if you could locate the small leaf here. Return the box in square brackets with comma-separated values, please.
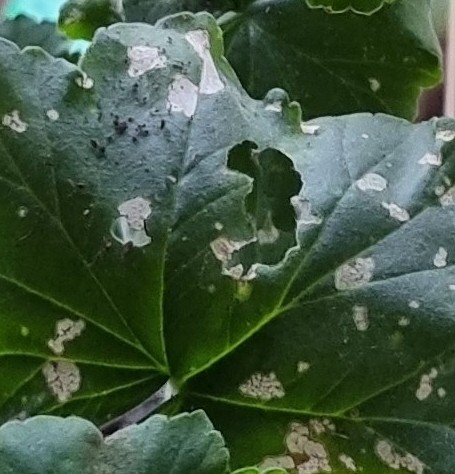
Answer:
[0, 411, 229, 474]
[305, 0, 397, 15]
[0, 15, 79, 62]
[59, 0, 125, 40]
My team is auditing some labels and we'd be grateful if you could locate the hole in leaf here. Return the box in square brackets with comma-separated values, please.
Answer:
[227, 141, 302, 265]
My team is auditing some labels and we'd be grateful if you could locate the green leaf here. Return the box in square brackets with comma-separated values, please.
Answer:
[61, 0, 442, 119]
[304, 0, 396, 15]
[0, 411, 229, 473]
[0, 16, 79, 62]
[2, 8, 455, 473]
[59, 0, 125, 40]
[221, 0, 441, 119]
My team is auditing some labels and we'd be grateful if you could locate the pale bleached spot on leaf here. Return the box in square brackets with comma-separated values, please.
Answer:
[42, 361, 81, 403]
[286, 421, 332, 473]
[369, 77, 381, 92]
[416, 368, 438, 401]
[259, 456, 295, 471]
[418, 152, 442, 167]
[440, 186, 455, 206]
[449, 284, 455, 291]
[436, 130, 455, 142]
[111, 197, 152, 248]
[398, 316, 410, 327]
[301, 123, 320, 135]
[361, 133, 369, 139]
[352, 305, 369, 331]
[118, 197, 151, 231]
[381, 202, 410, 222]
[408, 300, 420, 309]
[297, 361, 311, 374]
[339, 453, 357, 471]
[434, 247, 448, 268]
[46, 109, 59, 121]
[127, 46, 167, 77]
[75, 73, 94, 90]
[167, 74, 199, 117]
[185, 30, 224, 95]
[2, 110, 28, 133]
[265, 102, 283, 113]
[47, 318, 85, 355]
[291, 196, 323, 225]
[214, 221, 223, 231]
[239, 372, 285, 401]
[20, 326, 29, 337]
[335, 257, 375, 290]
[17, 206, 28, 218]
[434, 185, 446, 197]
[210, 236, 249, 263]
[375, 440, 424, 474]
[437, 387, 447, 398]
[356, 173, 387, 192]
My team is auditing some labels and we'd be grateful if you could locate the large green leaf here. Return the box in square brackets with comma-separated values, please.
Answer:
[305, 0, 396, 15]
[2, 8, 455, 473]
[0, 411, 229, 473]
[59, 0, 442, 119]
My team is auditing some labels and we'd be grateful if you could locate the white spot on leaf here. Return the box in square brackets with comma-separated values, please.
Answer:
[127, 46, 167, 77]
[440, 186, 455, 206]
[381, 202, 410, 222]
[375, 439, 424, 474]
[167, 74, 199, 117]
[352, 305, 369, 331]
[437, 387, 447, 398]
[259, 456, 295, 470]
[369, 78, 381, 92]
[47, 318, 85, 355]
[301, 123, 320, 135]
[433, 247, 448, 268]
[42, 361, 81, 402]
[185, 30, 224, 95]
[291, 196, 323, 225]
[398, 316, 410, 327]
[2, 110, 27, 133]
[416, 368, 438, 401]
[111, 197, 152, 248]
[46, 109, 59, 121]
[297, 361, 311, 374]
[335, 257, 375, 290]
[339, 453, 357, 471]
[75, 73, 94, 90]
[436, 130, 455, 142]
[356, 173, 387, 192]
[17, 206, 28, 218]
[418, 152, 442, 167]
[265, 102, 283, 113]
[239, 372, 285, 401]
[408, 300, 420, 309]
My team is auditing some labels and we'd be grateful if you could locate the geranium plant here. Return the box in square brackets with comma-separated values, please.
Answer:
[0, 0, 453, 473]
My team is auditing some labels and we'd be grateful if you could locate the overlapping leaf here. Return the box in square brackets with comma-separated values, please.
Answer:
[305, 0, 396, 15]
[0, 411, 228, 473]
[59, 0, 442, 119]
[0, 16, 79, 62]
